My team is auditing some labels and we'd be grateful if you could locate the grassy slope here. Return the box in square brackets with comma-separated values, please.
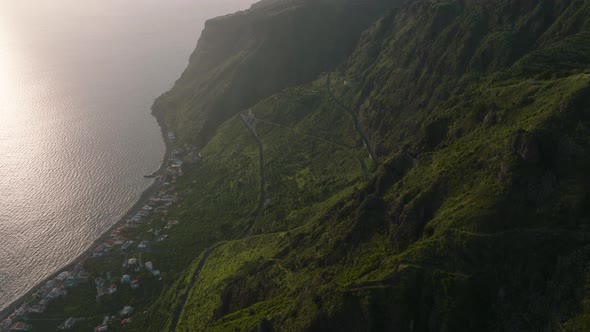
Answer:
[152, 0, 402, 147]
[139, 0, 590, 331]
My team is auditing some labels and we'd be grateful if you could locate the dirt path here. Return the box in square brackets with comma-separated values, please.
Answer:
[169, 87, 375, 329]
[326, 74, 378, 164]
[169, 243, 222, 332]
[240, 115, 267, 238]
[168, 112, 267, 330]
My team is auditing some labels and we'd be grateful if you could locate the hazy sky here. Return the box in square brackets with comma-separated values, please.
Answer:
[0, 0, 258, 73]
[0, 0, 258, 51]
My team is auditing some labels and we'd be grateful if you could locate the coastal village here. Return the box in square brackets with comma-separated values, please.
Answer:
[0, 133, 201, 332]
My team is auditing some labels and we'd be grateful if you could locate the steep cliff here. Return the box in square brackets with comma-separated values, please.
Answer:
[152, 0, 401, 147]
[143, 0, 590, 331]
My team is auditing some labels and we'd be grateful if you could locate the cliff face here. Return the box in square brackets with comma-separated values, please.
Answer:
[144, 0, 590, 331]
[343, 0, 590, 155]
[152, 0, 402, 147]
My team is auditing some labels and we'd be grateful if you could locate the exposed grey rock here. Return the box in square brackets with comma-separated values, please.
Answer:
[484, 111, 497, 127]
[257, 318, 273, 332]
[497, 162, 512, 183]
[558, 99, 572, 113]
[511, 130, 540, 163]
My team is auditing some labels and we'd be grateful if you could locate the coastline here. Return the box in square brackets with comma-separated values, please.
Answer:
[0, 116, 171, 321]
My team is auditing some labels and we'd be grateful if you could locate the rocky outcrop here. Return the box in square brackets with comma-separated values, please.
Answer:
[511, 129, 540, 163]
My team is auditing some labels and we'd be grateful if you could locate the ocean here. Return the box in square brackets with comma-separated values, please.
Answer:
[0, 0, 255, 312]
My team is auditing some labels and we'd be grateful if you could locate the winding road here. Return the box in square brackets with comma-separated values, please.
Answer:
[169, 114, 267, 331]
[168, 79, 377, 329]
[240, 114, 267, 238]
[326, 74, 379, 164]
[169, 243, 222, 332]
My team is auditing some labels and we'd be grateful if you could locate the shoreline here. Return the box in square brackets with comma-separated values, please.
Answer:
[0, 116, 171, 321]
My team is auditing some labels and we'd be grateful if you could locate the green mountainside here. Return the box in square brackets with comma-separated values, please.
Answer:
[152, 0, 399, 147]
[144, 0, 590, 331]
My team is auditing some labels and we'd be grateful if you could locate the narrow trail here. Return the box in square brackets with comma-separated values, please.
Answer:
[240, 114, 267, 238]
[169, 81, 376, 330]
[254, 117, 367, 173]
[326, 74, 379, 164]
[170, 243, 222, 332]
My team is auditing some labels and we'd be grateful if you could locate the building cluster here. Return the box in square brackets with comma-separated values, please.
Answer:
[94, 316, 110, 332]
[165, 144, 201, 184]
[121, 259, 161, 284]
[94, 273, 118, 300]
[93, 303, 134, 332]
[88, 185, 179, 263]
[1, 264, 88, 332]
[1, 141, 200, 331]
[90, 258, 161, 331]
[167, 159, 184, 182]
[57, 317, 77, 330]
